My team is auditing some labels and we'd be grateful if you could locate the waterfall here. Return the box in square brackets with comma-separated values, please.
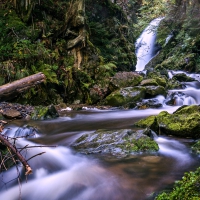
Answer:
[135, 17, 164, 71]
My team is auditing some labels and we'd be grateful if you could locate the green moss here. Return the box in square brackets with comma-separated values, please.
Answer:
[124, 136, 159, 152]
[135, 115, 159, 133]
[191, 141, 200, 154]
[156, 167, 200, 200]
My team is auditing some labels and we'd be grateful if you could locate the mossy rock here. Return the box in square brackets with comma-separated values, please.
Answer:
[105, 86, 146, 107]
[135, 105, 200, 138]
[155, 77, 167, 87]
[31, 105, 59, 120]
[140, 79, 158, 86]
[157, 108, 200, 138]
[173, 105, 200, 115]
[134, 115, 159, 133]
[109, 72, 143, 91]
[145, 86, 166, 96]
[72, 129, 159, 157]
[172, 73, 195, 82]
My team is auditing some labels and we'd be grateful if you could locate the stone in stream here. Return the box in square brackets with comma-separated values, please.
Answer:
[105, 86, 146, 107]
[135, 105, 200, 138]
[72, 129, 159, 157]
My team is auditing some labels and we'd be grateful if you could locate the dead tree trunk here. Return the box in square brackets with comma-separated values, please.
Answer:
[0, 72, 46, 101]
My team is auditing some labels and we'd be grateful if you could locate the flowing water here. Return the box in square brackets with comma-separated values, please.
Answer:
[135, 17, 164, 71]
[0, 106, 200, 200]
[1, 18, 200, 200]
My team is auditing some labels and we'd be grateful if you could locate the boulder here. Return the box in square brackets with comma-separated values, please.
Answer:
[105, 86, 146, 107]
[31, 105, 59, 120]
[2, 109, 22, 119]
[72, 129, 159, 157]
[109, 72, 143, 91]
[172, 73, 195, 82]
[145, 85, 166, 96]
[140, 79, 158, 86]
[135, 105, 200, 138]
[136, 99, 163, 109]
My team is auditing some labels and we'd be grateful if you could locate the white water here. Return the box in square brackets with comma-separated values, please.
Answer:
[135, 17, 164, 71]
[0, 129, 198, 200]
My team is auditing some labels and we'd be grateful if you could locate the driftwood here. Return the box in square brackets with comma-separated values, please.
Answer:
[0, 72, 46, 101]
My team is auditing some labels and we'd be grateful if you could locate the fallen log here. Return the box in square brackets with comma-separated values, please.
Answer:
[0, 72, 46, 101]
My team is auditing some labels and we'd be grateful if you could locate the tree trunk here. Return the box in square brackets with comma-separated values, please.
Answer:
[0, 72, 46, 101]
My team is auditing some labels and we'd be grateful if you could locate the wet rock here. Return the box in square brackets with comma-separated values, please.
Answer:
[72, 129, 159, 157]
[172, 73, 195, 82]
[136, 99, 163, 109]
[135, 116, 159, 133]
[140, 79, 158, 86]
[105, 86, 146, 107]
[109, 72, 143, 91]
[145, 85, 166, 96]
[31, 105, 59, 120]
[2, 109, 22, 119]
[135, 105, 200, 138]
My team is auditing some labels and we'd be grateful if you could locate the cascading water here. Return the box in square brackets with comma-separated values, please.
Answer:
[135, 17, 164, 71]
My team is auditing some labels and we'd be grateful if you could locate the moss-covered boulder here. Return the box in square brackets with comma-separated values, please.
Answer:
[172, 73, 195, 82]
[72, 129, 159, 157]
[31, 105, 59, 120]
[135, 105, 200, 138]
[157, 108, 200, 138]
[155, 77, 167, 87]
[135, 115, 159, 133]
[140, 79, 158, 86]
[145, 86, 166, 96]
[109, 72, 143, 91]
[105, 86, 146, 107]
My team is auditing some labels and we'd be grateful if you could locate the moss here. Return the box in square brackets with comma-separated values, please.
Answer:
[140, 79, 158, 86]
[124, 136, 159, 152]
[156, 167, 200, 200]
[31, 105, 59, 120]
[191, 141, 200, 154]
[135, 115, 159, 133]
[105, 87, 146, 107]
[145, 85, 166, 96]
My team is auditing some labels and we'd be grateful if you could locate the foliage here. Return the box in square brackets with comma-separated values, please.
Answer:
[0, 0, 141, 105]
[133, 0, 170, 37]
[86, 0, 136, 71]
[156, 167, 200, 200]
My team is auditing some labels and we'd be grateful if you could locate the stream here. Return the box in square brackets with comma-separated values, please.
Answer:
[1, 18, 200, 200]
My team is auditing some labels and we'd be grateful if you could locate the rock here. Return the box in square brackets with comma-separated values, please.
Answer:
[2, 109, 22, 119]
[109, 72, 143, 91]
[136, 105, 200, 138]
[145, 85, 166, 96]
[136, 99, 163, 109]
[140, 79, 158, 86]
[31, 105, 59, 120]
[72, 129, 159, 157]
[172, 73, 195, 82]
[105, 86, 146, 107]
[135, 116, 159, 133]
